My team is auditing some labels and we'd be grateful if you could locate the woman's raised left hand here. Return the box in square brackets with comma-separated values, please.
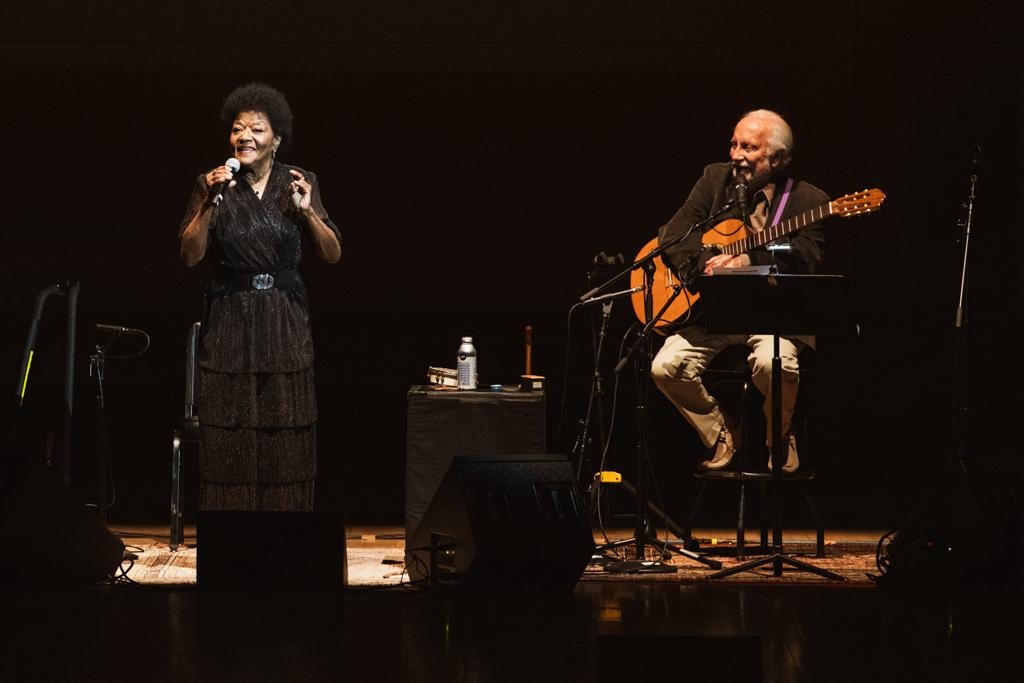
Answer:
[289, 169, 312, 211]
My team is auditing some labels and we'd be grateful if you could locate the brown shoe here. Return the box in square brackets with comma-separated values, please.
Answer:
[699, 424, 735, 470]
[724, 413, 742, 451]
[767, 433, 799, 474]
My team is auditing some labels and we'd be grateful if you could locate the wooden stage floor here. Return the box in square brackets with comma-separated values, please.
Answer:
[4, 522, 1020, 681]
[110, 524, 884, 589]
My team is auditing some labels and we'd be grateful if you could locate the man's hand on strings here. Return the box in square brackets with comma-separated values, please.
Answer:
[703, 252, 751, 275]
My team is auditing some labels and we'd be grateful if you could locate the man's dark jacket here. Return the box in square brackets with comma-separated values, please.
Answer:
[658, 161, 828, 284]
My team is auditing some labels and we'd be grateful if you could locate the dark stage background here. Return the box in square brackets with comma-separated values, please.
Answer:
[2, 4, 1021, 532]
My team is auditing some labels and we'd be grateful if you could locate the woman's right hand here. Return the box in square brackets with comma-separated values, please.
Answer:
[204, 165, 237, 200]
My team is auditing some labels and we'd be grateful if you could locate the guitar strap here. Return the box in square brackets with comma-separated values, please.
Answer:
[770, 177, 795, 227]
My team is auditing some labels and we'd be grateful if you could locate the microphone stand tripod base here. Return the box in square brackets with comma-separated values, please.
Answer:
[707, 550, 844, 581]
[604, 559, 678, 574]
[588, 476, 723, 572]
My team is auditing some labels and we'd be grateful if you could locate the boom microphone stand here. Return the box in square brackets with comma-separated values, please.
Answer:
[570, 254, 626, 486]
[874, 145, 995, 587]
[571, 299, 613, 486]
[89, 338, 113, 527]
[952, 144, 980, 467]
[578, 204, 737, 572]
[89, 324, 150, 527]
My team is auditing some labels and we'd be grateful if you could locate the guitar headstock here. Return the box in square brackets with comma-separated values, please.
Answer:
[831, 188, 886, 218]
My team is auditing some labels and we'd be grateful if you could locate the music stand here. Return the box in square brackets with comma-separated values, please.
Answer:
[696, 271, 856, 580]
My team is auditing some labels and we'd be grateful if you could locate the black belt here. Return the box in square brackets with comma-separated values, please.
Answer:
[210, 268, 302, 295]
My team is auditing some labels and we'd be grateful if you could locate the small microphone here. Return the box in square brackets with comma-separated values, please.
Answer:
[211, 158, 241, 206]
[580, 285, 643, 306]
[733, 171, 748, 219]
[95, 324, 146, 336]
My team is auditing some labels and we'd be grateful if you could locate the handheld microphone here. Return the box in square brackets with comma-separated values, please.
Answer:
[211, 158, 241, 206]
[733, 171, 748, 219]
[94, 324, 146, 336]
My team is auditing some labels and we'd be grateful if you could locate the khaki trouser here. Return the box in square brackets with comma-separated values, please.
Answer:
[650, 328, 810, 449]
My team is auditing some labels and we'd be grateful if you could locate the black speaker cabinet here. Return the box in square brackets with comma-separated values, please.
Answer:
[405, 385, 545, 545]
[406, 453, 594, 590]
[197, 511, 346, 591]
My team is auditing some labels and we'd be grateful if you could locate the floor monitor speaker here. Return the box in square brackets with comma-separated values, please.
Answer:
[406, 453, 594, 590]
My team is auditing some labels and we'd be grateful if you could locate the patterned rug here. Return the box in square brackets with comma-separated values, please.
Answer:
[119, 544, 409, 587]
[120, 541, 877, 587]
[582, 542, 879, 584]
[120, 544, 197, 585]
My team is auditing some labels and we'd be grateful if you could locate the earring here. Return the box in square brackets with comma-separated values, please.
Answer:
[272, 148, 277, 160]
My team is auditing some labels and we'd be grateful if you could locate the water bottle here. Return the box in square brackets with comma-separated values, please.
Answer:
[457, 337, 477, 390]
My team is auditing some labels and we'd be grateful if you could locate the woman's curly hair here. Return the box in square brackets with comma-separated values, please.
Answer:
[220, 82, 294, 153]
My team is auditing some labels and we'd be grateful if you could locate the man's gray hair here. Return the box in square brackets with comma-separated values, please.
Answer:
[742, 109, 793, 163]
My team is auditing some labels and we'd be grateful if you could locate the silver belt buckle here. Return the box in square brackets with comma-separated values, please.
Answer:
[252, 273, 274, 290]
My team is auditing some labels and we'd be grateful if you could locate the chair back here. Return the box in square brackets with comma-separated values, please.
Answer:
[184, 322, 200, 419]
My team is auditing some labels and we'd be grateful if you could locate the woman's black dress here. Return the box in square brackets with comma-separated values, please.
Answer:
[178, 163, 339, 511]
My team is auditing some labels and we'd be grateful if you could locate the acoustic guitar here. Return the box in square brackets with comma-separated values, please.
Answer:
[630, 188, 886, 333]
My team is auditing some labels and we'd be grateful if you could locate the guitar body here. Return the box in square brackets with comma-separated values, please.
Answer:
[627, 187, 886, 333]
[630, 219, 748, 334]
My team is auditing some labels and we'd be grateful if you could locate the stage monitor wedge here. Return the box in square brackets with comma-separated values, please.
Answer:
[407, 453, 595, 590]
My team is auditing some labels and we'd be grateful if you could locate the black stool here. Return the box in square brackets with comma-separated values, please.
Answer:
[682, 345, 825, 559]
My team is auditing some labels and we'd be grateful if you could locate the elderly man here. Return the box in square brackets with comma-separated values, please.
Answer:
[651, 109, 827, 474]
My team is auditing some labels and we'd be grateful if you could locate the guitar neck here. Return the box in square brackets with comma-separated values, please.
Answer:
[723, 202, 832, 256]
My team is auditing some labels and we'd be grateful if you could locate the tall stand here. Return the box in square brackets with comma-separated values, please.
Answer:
[952, 145, 979, 467]
[571, 299, 613, 486]
[873, 146, 993, 586]
[575, 289, 702, 554]
[594, 260, 721, 571]
[89, 337, 116, 527]
[696, 273, 853, 581]
[88, 325, 150, 527]
[577, 205, 738, 572]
